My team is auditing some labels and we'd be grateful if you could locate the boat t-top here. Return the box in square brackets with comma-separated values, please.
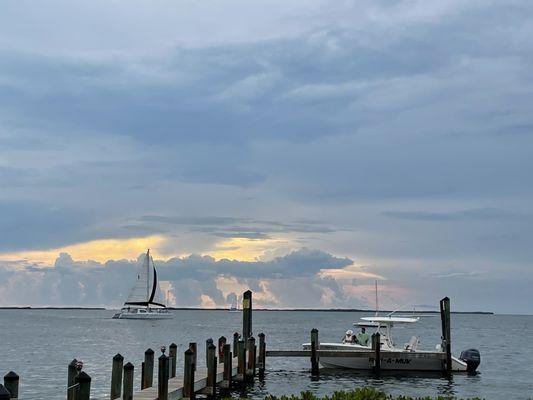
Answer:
[113, 249, 172, 320]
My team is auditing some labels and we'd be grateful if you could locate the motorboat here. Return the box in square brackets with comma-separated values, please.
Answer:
[112, 249, 172, 320]
[303, 315, 480, 373]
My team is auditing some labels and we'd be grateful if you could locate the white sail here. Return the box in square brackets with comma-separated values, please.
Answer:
[125, 251, 150, 305]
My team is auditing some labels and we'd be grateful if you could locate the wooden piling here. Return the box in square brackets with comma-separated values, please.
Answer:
[237, 338, 246, 382]
[141, 362, 145, 390]
[218, 336, 227, 363]
[169, 343, 178, 378]
[246, 336, 256, 381]
[372, 333, 381, 374]
[204, 343, 217, 396]
[233, 332, 240, 356]
[75, 371, 91, 400]
[0, 385, 11, 400]
[221, 344, 232, 389]
[110, 353, 124, 399]
[143, 348, 155, 389]
[3, 371, 18, 399]
[310, 328, 319, 376]
[440, 297, 452, 375]
[158, 352, 169, 400]
[242, 290, 253, 339]
[122, 362, 134, 400]
[258, 332, 266, 377]
[183, 349, 196, 400]
[188, 342, 197, 371]
[206, 338, 214, 365]
[67, 359, 78, 400]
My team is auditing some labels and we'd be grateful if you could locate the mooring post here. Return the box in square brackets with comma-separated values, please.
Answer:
[158, 348, 169, 400]
[169, 343, 178, 378]
[372, 333, 381, 374]
[141, 362, 145, 389]
[75, 371, 91, 400]
[0, 385, 11, 400]
[258, 332, 266, 377]
[222, 344, 232, 389]
[183, 349, 196, 400]
[440, 297, 452, 375]
[205, 343, 217, 396]
[188, 342, 197, 371]
[67, 359, 78, 400]
[122, 362, 134, 400]
[233, 332, 240, 357]
[3, 371, 18, 399]
[246, 336, 256, 381]
[310, 328, 319, 376]
[218, 336, 227, 364]
[237, 338, 246, 382]
[110, 353, 124, 399]
[206, 338, 214, 365]
[242, 290, 253, 339]
[143, 348, 154, 388]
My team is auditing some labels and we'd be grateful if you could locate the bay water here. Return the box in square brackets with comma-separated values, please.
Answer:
[0, 310, 531, 399]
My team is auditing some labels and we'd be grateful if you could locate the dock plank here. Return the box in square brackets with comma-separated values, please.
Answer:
[132, 360, 238, 400]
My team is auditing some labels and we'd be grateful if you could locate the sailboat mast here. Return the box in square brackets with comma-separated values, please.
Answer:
[146, 249, 150, 308]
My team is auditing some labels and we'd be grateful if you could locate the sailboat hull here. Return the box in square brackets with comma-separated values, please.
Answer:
[112, 308, 173, 320]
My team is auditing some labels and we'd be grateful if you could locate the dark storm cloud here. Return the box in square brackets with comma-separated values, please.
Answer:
[382, 208, 527, 222]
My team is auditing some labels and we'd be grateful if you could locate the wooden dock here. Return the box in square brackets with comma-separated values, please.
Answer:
[131, 361, 237, 400]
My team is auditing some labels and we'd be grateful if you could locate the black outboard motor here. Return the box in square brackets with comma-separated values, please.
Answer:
[460, 348, 481, 373]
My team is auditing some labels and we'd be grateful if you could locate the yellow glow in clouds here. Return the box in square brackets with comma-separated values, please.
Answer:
[0, 235, 166, 265]
[206, 237, 283, 261]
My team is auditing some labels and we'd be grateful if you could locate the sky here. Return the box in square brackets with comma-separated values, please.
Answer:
[0, 0, 532, 314]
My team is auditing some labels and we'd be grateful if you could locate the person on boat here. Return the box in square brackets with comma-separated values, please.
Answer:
[342, 330, 355, 344]
[356, 327, 369, 345]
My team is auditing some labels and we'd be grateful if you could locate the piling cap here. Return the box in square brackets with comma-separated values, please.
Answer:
[69, 358, 78, 366]
[208, 343, 216, 350]
[170, 343, 178, 349]
[76, 371, 92, 383]
[124, 362, 134, 370]
[159, 353, 169, 361]
[0, 384, 11, 400]
[145, 348, 154, 355]
[113, 353, 124, 361]
[3, 371, 18, 381]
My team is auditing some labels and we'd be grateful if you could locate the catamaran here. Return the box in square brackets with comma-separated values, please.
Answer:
[112, 249, 172, 320]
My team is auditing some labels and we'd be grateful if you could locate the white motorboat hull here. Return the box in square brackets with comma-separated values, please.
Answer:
[303, 343, 469, 372]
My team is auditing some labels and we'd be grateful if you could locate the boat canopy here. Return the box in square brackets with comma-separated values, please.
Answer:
[360, 316, 419, 324]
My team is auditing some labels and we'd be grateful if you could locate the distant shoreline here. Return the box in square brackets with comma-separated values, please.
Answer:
[0, 306, 493, 314]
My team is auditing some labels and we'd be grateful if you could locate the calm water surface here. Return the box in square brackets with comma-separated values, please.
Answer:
[0, 310, 532, 399]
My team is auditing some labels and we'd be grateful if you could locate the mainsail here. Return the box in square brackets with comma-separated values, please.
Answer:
[124, 250, 166, 308]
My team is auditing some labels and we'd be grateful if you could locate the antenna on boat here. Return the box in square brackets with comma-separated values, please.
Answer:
[374, 280, 379, 317]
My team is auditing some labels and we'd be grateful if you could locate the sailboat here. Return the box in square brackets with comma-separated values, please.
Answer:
[112, 249, 172, 319]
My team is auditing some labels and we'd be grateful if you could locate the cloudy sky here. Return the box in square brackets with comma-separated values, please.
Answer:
[0, 0, 532, 313]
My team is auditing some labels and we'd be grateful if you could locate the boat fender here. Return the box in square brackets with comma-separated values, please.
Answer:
[459, 348, 481, 373]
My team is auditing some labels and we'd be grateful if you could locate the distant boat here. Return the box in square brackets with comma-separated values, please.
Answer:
[229, 297, 241, 312]
[113, 249, 172, 320]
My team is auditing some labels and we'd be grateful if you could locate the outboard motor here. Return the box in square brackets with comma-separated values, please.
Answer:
[460, 348, 481, 373]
